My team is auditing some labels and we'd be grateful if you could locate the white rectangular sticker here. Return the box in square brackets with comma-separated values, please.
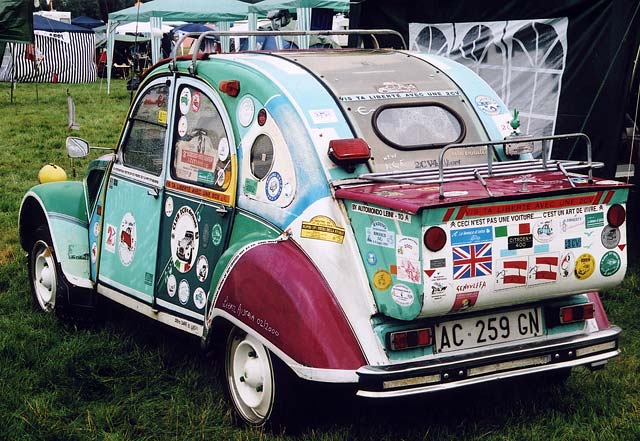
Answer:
[309, 109, 338, 124]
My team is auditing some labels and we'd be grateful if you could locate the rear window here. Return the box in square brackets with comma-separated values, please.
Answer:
[373, 104, 465, 150]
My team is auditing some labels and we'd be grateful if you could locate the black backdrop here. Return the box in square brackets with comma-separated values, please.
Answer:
[350, 0, 640, 178]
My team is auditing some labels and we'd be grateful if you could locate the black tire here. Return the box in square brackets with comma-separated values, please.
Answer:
[28, 227, 63, 314]
[223, 326, 299, 430]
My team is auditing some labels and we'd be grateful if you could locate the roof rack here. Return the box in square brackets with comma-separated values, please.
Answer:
[357, 133, 601, 199]
[170, 29, 407, 74]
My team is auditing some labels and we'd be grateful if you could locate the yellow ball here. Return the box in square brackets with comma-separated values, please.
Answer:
[38, 163, 67, 184]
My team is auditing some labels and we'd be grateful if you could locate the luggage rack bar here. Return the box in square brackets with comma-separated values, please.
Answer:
[170, 29, 406, 74]
[358, 133, 599, 199]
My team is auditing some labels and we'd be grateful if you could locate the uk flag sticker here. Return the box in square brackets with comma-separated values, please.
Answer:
[452, 243, 492, 279]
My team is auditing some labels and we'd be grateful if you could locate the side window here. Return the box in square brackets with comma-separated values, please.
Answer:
[171, 85, 231, 191]
[121, 84, 169, 175]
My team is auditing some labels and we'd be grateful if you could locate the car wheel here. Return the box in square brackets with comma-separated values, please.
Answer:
[224, 326, 295, 428]
[28, 231, 60, 313]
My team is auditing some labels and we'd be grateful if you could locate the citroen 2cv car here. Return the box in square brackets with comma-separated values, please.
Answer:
[19, 30, 629, 427]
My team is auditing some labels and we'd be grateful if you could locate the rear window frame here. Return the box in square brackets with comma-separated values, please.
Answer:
[371, 102, 467, 151]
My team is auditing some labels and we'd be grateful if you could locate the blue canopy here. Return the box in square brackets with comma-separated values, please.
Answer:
[34, 15, 94, 33]
[71, 16, 105, 29]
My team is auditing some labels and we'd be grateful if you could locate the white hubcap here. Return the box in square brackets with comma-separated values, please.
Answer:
[227, 331, 274, 423]
[33, 241, 56, 312]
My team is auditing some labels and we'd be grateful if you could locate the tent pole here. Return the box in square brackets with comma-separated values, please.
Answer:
[10, 43, 14, 104]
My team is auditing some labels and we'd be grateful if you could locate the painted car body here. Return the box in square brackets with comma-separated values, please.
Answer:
[20, 47, 628, 403]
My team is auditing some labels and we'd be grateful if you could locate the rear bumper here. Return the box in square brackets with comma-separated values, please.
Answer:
[356, 326, 621, 398]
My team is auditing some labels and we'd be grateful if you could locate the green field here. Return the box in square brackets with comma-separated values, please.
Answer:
[0, 82, 639, 441]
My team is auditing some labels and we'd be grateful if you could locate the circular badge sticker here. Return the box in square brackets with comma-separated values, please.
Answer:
[575, 253, 596, 280]
[178, 115, 188, 137]
[91, 242, 97, 263]
[391, 283, 414, 307]
[600, 251, 621, 277]
[601, 225, 620, 249]
[93, 221, 100, 237]
[191, 92, 201, 113]
[193, 287, 206, 310]
[216, 169, 226, 187]
[238, 96, 255, 127]
[178, 279, 190, 305]
[171, 206, 200, 273]
[366, 252, 378, 266]
[475, 95, 501, 115]
[211, 223, 223, 246]
[167, 274, 177, 297]
[218, 138, 230, 162]
[533, 219, 555, 243]
[196, 255, 209, 282]
[373, 270, 392, 291]
[165, 196, 174, 217]
[560, 252, 574, 278]
[265, 171, 283, 201]
[118, 212, 136, 267]
[179, 88, 191, 115]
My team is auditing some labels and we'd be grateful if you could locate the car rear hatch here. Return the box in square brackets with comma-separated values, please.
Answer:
[337, 166, 630, 322]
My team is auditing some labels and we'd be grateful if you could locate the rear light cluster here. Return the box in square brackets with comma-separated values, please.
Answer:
[607, 204, 626, 228]
[388, 328, 432, 351]
[560, 303, 595, 324]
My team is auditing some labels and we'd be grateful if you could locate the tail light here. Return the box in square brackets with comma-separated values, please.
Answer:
[328, 138, 371, 172]
[560, 303, 595, 324]
[607, 204, 626, 227]
[388, 328, 432, 350]
[424, 226, 447, 252]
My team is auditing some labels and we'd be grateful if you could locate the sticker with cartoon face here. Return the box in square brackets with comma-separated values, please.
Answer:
[196, 255, 209, 282]
[171, 206, 200, 273]
[118, 212, 136, 267]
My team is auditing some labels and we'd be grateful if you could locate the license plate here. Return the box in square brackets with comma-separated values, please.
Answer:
[434, 308, 543, 353]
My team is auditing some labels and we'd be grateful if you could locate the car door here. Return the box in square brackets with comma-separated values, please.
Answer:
[98, 78, 171, 303]
[153, 78, 237, 323]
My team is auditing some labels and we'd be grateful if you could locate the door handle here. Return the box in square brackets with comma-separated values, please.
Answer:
[147, 187, 160, 198]
[216, 205, 229, 216]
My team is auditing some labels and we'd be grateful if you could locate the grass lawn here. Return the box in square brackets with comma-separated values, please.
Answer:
[0, 81, 639, 441]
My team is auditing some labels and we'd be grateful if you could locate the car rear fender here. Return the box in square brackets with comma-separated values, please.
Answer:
[207, 237, 366, 381]
[19, 181, 92, 289]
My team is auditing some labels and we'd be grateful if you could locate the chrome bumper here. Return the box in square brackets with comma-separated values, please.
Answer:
[356, 326, 621, 398]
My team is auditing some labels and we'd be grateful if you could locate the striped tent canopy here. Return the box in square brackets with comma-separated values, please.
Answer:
[0, 15, 96, 83]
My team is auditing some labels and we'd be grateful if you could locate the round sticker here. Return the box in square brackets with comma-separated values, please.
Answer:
[575, 253, 595, 280]
[165, 196, 174, 217]
[533, 219, 555, 243]
[196, 255, 209, 282]
[167, 274, 177, 297]
[178, 115, 188, 137]
[560, 252, 574, 278]
[118, 212, 136, 267]
[391, 284, 414, 307]
[93, 221, 100, 237]
[179, 88, 191, 115]
[601, 226, 620, 249]
[600, 251, 621, 277]
[238, 96, 255, 127]
[91, 242, 97, 263]
[283, 182, 292, 199]
[373, 270, 392, 291]
[366, 252, 378, 266]
[178, 279, 190, 305]
[265, 171, 283, 201]
[191, 92, 201, 113]
[216, 169, 226, 187]
[475, 95, 501, 115]
[171, 206, 200, 273]
[211, 223, 223, 246]
[218, 138, 229, 162]
[193, 287, 206, 310]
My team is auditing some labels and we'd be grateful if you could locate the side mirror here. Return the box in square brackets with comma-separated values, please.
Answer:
[328, 138, 371, 172]
[66, 136, 89, 158]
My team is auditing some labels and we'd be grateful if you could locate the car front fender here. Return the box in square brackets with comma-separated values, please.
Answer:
[19, 181, 92, 289]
